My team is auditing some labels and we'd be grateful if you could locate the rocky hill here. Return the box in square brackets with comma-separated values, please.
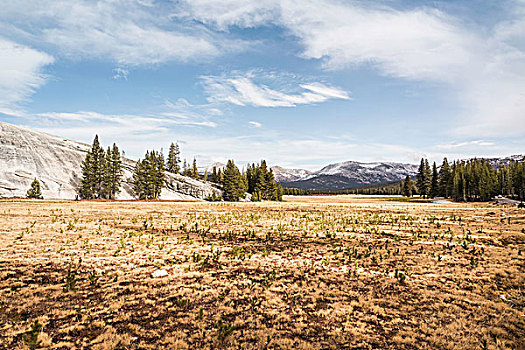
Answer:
[0, 121, 221, 200]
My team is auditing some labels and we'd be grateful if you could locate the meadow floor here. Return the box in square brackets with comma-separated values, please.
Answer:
[0, 196, 524, 349]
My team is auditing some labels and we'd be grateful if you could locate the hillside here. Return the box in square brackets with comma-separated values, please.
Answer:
[0, 121, 221, 200]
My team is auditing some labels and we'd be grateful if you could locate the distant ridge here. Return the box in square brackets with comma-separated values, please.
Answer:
[280, 160, 418, 190]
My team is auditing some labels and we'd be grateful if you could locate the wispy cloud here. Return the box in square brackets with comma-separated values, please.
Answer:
[37, 107, 219, 130]
[162, 98, 221, 127]
[0, 0, 244, 66]
[0, 37, 54, 111]
[248, 121, 262, 128]
[435, 140, 495, 150]
[112, 67, 129, 80]
[202, 71, 350, 107]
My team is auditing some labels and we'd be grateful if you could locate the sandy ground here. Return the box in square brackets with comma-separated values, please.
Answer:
[0, 195, 524, 349]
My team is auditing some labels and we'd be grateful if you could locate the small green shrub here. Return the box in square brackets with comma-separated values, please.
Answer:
[23, 320, 42, 350]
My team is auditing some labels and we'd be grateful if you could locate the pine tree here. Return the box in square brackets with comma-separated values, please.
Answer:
[132, 160, 146, 200]
[92, 135, 107, 198]
[510, 161, 524, 200]
[222, 160, 245, 201]
[27, 178, 43, 199]
[192, 158, 200, 180]
[211, 166, 218, 183]
[402, 175, 412, 197]
[246, 164, 254, 193]
[108, 143, 122, 199]
[424, 159, 432, 197]
[217, 168, 223, 185]
[452, 163, 466, 202]
[166, 142, 181, 174]
[416, 158, 432, 198]
[152, 151, 165, 199]
[79, 151, 93, 199]
[275, 182, 284, 201]
[79, 135, 107, 199]
[438, 158, 451, 198]
[430, 162, 439, 198]
[416, 158, 425, 197]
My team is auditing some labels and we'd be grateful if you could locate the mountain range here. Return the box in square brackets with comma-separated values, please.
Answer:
[274, 161, 418, 190]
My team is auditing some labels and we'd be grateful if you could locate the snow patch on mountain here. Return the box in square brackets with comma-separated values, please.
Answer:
[271, 166, 312, 182]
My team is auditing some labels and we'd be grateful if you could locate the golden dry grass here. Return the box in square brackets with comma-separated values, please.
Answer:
[0, 195, 524, 349]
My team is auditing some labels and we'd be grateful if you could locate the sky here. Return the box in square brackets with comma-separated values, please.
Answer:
[0, 0, 524, 170]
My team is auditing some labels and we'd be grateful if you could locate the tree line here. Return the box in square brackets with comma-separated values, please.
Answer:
[283, 182, 402, 196]
[404, 157, 525, 201]
[77, 136, 283, 202]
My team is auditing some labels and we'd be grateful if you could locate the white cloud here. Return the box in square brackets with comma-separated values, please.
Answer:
[0, 0, 241, 66]
[179, 0, 525, 136]
[248, 121, 262, 128]
[179, 0, 471, 79]
[38, 109, 218, 129]
[112, 67, 129, 80]
[161, 98, 221, 127]
[0, 37, 54, 110]
[435, 140, 495, 150]
[202, 71, 350, 107]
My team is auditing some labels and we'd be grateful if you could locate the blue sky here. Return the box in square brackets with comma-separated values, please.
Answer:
[0, 0, 524, 170]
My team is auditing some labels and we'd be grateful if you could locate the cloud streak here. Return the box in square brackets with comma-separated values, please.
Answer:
[0, 37, 54, 112]
[202, 71, 350, 107]
[0, 0, 243, 66]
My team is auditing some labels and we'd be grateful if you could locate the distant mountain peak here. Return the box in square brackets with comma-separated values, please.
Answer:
[271, 166, 312, 182]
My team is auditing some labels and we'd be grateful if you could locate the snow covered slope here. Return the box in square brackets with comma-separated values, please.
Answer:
[0, 121, 221, 200]
[271, 166, 312, 182]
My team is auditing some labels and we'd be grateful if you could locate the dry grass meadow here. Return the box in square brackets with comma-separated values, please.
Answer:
[1, 195, 524, 349]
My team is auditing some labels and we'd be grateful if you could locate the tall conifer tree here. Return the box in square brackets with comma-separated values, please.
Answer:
[79, 135, 108, 199]
[402, 175, 413, 197]
[166, 142, 181, 174]
[430, 162, 439, 198]
[438, 158, 451, 198]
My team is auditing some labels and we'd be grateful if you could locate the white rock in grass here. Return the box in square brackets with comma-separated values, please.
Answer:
[151, 269, 168, 278]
